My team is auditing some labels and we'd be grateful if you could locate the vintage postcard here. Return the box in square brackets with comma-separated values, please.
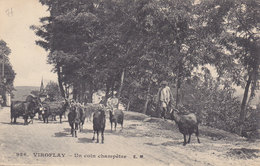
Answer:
[0, 0, 259, 166]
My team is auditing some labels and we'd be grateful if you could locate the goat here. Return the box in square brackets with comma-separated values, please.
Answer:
[170, 108, 200, 146]
[46, 100, 69, 123]
[109, 109, 124, 131]
[11, 100, 38, 125]
[84, 103, 104, 122]
[77, 105, 86, 132]
[83, 104, 94, 122]
[41, 104, 51, 123]
[92, 109, 106, 143]
[68, 104, 81, 137]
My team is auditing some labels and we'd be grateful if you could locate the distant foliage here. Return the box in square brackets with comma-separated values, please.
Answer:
[45, 81, 62, 101]
[0, 39, 15, 105]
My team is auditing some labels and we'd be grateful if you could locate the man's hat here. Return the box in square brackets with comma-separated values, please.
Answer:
[160, 81, 168, 85]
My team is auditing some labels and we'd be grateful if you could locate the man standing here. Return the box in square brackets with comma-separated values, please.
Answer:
[157, 81, 173, 119]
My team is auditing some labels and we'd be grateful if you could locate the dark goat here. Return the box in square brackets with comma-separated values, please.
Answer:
[46, 100, 69, 123]
[11, 100, 39, 125]
[84, 103, 103, 122]
[92, 109, 106, 143]
[68, 105, 81, 137]
[109, 109, 124, 131]
[41, 103, 51, 123]
[78, 105, 86, 132]
[170, 108, 200, 146]
[54, 100, 69, 123]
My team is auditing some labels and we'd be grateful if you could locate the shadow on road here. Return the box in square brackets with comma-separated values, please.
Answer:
[144, 140, 182, 147]
[0, 122, 25, 126]
[54, 128, 94, 138]
[144, 142, 159, 146]
[78, 137, 94, 143]
[54, 132, 71, 137]
[40, 121, 64, 124]
[54, 128, 71, 137]
[80, 129, 93, 134]
[161, 141, 183, 146]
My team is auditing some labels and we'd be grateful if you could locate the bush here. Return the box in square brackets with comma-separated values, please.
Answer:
[174, 76, 259, 138]
[242, 107, 260, 139]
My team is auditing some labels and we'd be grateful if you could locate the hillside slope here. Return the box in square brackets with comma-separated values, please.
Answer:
[12, 86, 39, 101]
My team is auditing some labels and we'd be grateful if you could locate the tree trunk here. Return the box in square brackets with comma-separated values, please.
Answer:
[143, 83, 151, 114]
[65, 85, 68, 99]
[126, 100, 130, 112]
[1, 55, 6, 106]
[82, 81, 87, 103]
[73, 81, 80, 101]
[104, 82, 111, 106]
[111, 78, 115, 97]
[176, 65, 181, 108]
[56, 65, 66, 99]
[87, 79, 94, 103]
[72, 85, 77, 101]
[80, 81, 85, 103]
[1, 90, 6, 107]
[176, 87, 179, 108]
[238, 74, 252, 135]
[116, 68, 125, 108]
[175, 43, 182, 109]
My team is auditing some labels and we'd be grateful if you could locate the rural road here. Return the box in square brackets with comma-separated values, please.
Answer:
[0, 107, 259, 166]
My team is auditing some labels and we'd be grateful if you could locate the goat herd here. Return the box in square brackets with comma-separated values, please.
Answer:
[10, 95, 200, 145]
[10, 95, 124, 144]
[67, 101, 124, 143]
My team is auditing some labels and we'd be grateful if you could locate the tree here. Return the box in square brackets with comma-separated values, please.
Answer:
[0, 40, 15, 106]
[196, 0, 260, 135]
[31, 0, 99, 100]
[45, 81, 62, 101]
[31, 0, 258, 131]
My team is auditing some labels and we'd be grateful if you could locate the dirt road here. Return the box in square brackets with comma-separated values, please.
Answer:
[0, 107, 259, 166]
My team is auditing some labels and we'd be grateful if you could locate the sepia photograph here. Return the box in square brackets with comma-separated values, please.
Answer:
[0, 0, 259, 165]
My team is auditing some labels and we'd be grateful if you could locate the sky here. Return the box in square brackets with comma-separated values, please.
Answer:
[0, 0, 57, 87]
